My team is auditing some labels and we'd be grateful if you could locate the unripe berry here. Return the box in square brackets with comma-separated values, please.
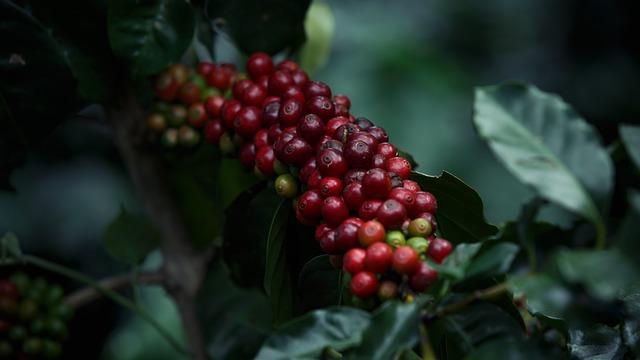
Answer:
[344, 248, 367, 274]
[361, 168, 392, 199]
[187, 103, 207, 128]
[322, 196, 349, 227]
[319, 177, 343, 198]
[408, 218, 432, 238]
[167, 105, 187, 127]
[218, 132, 235, 154]
[377, 199, 407, 229]
[343, 182, 365, 211]
[385, 230, 406, 248]
[147, 113, 167, 132]
[428, 238, 453, 264]
[317, 149, 348, 177]
[407, 236, 429, 254]
[297, 190, 323, 220]
[358, 220, 385, 246]
[350, 272, 378, 298]
[359, 199, 383, 220]
[410, 262, 438, 292]
[365, 242, 393, 273]
[246, 52, 274, 79]
[378, 280, 398, 300]
[412, 191, 438, 217]
[415, 212, 438, 232]
[178, 126, 200, 147]
[275, 174, 298, 198]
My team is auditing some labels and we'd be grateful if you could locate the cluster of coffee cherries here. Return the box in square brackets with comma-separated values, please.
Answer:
[0, 273, 73, 359]
[152, 53, 453, 302]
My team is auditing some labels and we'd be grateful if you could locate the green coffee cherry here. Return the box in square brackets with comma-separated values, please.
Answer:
[219, 133, 235, 155]
[201, 87, 221, 99]
[51, 303, 74, 322]
[273, 159, 288, 175]
[23, 338, 43, 355]
[147, 113, 167, 133]
[407, 236, 429, 254]
[275, 174, 298, 198]
[167, 105, 187, 127]
[177, 126, 200, 147]
[408, 218, 432, 238]
[161, 128, 179, 148]
[189, 74, 207, 91]
[10, 272, 30, 294]
[385, 230, 406, 248]
[42, 340, 62, 359]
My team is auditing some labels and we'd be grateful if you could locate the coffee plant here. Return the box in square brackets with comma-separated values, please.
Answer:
[1, 0, 639, 359]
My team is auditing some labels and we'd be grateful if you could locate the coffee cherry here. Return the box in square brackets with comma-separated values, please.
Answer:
[362, 168, 392, 199]
[365, 242, 393, 273]
[263, 100, 281, 127]
[408, 218, 432, 238]
[204, 95, 225, 118]
[412, 191, 438, 217]
[246, 52, 273, 79]
[344, 248, 367, 274]
[358, 199, 383, 220]
[269, 70, 294, 95]
[178, 82, 201, 105]
[291, 69, 309, 88]
[354, 117, 373, 130]
[299, 158, 317, 184]
[318, 229, 340, 254]
[385, 230, 406, 248]
[333, 94, 351, 109]
[389, 188, 416, 212]
[241, 83, 267, 107]
[279, 98, 304, 127]
[221, 99, 242, 129]
[154, 72, 178, 101]
[366, 126, 389, 143]
[318, 139, 344, 154]
[207, 66, 234, 90]
[403, 180, 421, 192]
[197, 61, 214, 76]
[297, 114, 325, 144]
[281, 137, 313, 166]
[306, 96, 334, 120]
[167, 105, 187, 127]
[201, 87, 221, 100]
[305, 81, 332, 98]
[319, 177, 343, 198]
[344, 217, 364, 227]
[351, 272, 378, 298]
[161, 128, 179, 148]
[428, 238, 453, 264]
[416, 212, 438, 232]
[410, 262, 438, 292]
[282, 85, 305, 103]
[187, 103, 207, 128]
[317, 149, 348, 177]
[334, 123, 360, 143]
[343, 182, 365, 211]
[178, 126, 200, 147]
[386, 157, 412, 179]
[234, 106, 262, 138]
[370, 154, 386, 169]
[273, 128, 296, 160]
[315, 224, 332, 242]
[297, 190, 323, 220]
[254, 129, 269, 148]
[358, 220, 385, 246]
[335, 222, 360, 250]
[147, 113, 167, 132]
[203, 120, 224, 144]
[342, 169, 365, 184]
[255, 146, 276, 176]
[0, 280, 19, 300]
[168, 63, 189, 84]
[276, 59, 299, 72]
[392, 246, 420, 274]
[389, 172, 404, 188]
[238, 143, 256, 168]
[344, 140, 373, 169]
[306, 170, 323, 190]
[274, 174, 298, 198]
[377, 199, 407, 229]
[232, 78, 252, 99]
[378, 280, 398, 300]
[219, 133, 235, 154]
[322, 196, 349, 227]
[190, 74, 207, 91]
[407, 237, 429, 254]
[325, 116, 350, 137]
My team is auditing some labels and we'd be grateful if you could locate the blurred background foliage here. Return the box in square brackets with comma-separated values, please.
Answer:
[1, 0, 638, 358]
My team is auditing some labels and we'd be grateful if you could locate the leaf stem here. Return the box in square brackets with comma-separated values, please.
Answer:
[419, 324, 437, 360]
[64, 271, 164, 308]
[433, 282, 508, 319]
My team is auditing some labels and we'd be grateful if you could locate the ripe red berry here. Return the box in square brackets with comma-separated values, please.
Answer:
[376, 142, 397, 159]
[377, 199, 407, 229]
[262, 100, 281, 127]
[335, 222, 360, 251]
[370, 154, 386, 169]
[319, 177, 343, 198]
[334, 103, 350, 117]
[359, 199, 383, 220]
[255, 146, 276, 176]
[299, 158, 317, 184]
[306, 96, 335, 120]
[254, 129, 269, 149]
[318, 229, 340, 254]
[208, 66, 233, 90]
[188, 103, 207, 128]
[343, 217, 364, 227]
[403, 180, 421, 192]
[333, 94, 351, 109]
[389, 188, 416, 213]
[366, 126, 389, 143]
[246, 52, 274, 79]
[317, 149, 349, 177]
[325, 116, 350, 137]
[291, 69, 309, 88]
[410, 262, 438, 292]
[232, 78, 252, 99]
[238, 143, 256, 168]
[179, 82, 201, 105]
[297, 114, 325, 144]
[334, 123, 360, 143]
[274, 128, 296, 160]
[281, 137, 313, 166]
[412, 191, 438, 217]
[428, 238, 453, 264]
[204, 95, 225, 118]
[204, 119, 225, 144]
[343, 182, 365, 211]
[276, 59, 299, 72]
[154, 72, 178, 101]
[344, 248, 367, 274]
[233, 106, 262, 138]
[221, 99, 242, 129]
[365, 242, 393, 273]
[305, 81, 332, 98]
[361, 168, 392, 199]
[279, 98, 304, 127]
[315, 224, 332, 241]
[282, 85, 305, 103]
[347, 131, 378, 149]
[358, 220, 385, 246]
[386, 157, 412, 179]
[318, 139, 344, 154]
[354, 117, 374, 130]
[392, 246, 420, 274]
[241, 83, 267, 107]
[269, 70, 294, 95]
[350, 271, 378, 298]
[322, 196, 349, 227]
[197, 61, 215, 76]
[344, 140, 373, 169]
[267, 124, 283, 145]
[297, 190, 323, 220]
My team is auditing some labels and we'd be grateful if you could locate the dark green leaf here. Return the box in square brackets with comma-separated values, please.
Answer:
[621, 285, 640, 356]
[107, 0, 195, 76]
[465, 242, 519, 279]
[197, 257, 271, 359]
[255, 307, 370, 359]
[350, 297, 429, 360]
[466, 337, 555, 360]
[0, 232, 22, 260]
[411, 171, 498, 243]
[206, 0, 311, 55]
[432, 243, 482, 280]
[264, 200, 295, 325]
[509, 274, 571, 321]
[568, 324, 626, 360]
[620, 124, 640, 170]
[298, 255, 341, 310]
[398, 349, 422, 360]
[517, 197, 545, 269]
[474, 83, 612, 243]
[298, 2, 334, 74]
[103, 207, 160, 265]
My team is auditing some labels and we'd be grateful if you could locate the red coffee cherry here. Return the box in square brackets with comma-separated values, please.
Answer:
[391, 246, 420, 274]
[246, 52, 274, 79]
[232, 79, 252, 99]
[412, 191, 438, 217]
[204, 119, 225, 144]
[179, 82, 201, 105]
[238, 143, 256, 168]
[365, 242, 393, 273]
[343, 182, 365, 211]
[154, 72, 178, 101]
[279, 98, 304, 127]
[347, 131, 378, 150]
[305, 81, 332, 98]
[281, 137, 313, 166]
[315, 223, 332, 242]
[318, 229, 340, 254]
[378, 280, 399, 300]
[322, 196, 349, 227]
[254, 129, 269, 149]
[354, 117, 373, 130]
[358, 220, 385, 247]
[291, 69, 309, 88]
[344, 140, 373, 169]
[366, 126, 389, 143]
[297, 114, 325, 144]
[233, 106, 262, 138]
[361, 168, 392, 199]
[317, 149, 348, 177]
[343, 217, 364, 227]
[267, 125, 283, 146]
[335, 222, 360, 251]
[370, 154, 386, 169]
[334, 123, 360, 143]
[256, 74, 269, 90]
[386, 157, 412, 179]
[350, 271, 378, 298]
[428, 238, 453, 264]
[306, 96, 335, 120]
[410, 262, 438, 292]
[297, 190, 323, 220]
[204, 95, 225, 118]
[221, 99, 242, 129]
[319, 177, 343, 198]
[255, 146, 276, 176]
[388, 188, 416, 213]
[262, 100, 281, 127]
[325, 116, 350, 137]
[241, 83, 267, 107]
[376, 199, 407, 229]
[403, 180, 421, 192]
[376, 142, 397, 159]
[333, 94, 351, 109]
[282, 85, 305, 104]
[358, 199, 383, 220]
[269, 70, 294, 95]
[344, 248, 367, 274]
[276, 59, 299, 72]
[307, 170, 323, 190]
[208, 66, 234, 90]
[318, 139, 344, 154]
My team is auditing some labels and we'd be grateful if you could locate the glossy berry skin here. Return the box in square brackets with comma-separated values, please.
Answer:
[347, 131, 378, 149]
[318, 229, 340, 254]
[388, 188, 416, 213]
[392, 246, 420, 274]
[281, 137, 313, 166]
[412, 191, 438, 217]
[378, 281, 398, 300]
[317, 149, 349, 177]
[282, 85, 305, 104]
[297, 190, 323, 220]
[275, 174, 298, 198]
[377, 199, 407, 230]
[386, 157, 412, 179]
[325, 116, 350, 137]
[306, 170, 323, 190]
[279, 98, 304, 127]
[350, 272, 378, 298]
[255, 146, 276, 176]
[358, 220, 385, 247]
[359, 199, 383, 221]
[305, 81, 332, 98]
[238, 143, 256, 168]
[343, 183, 365, 211]
[408, 218, 432, 238]
[403, 180, 421, 192]
[322, 196, 349, 227]
[221, 99, 242, 129]
[262, 100, 281, 127]
[343, 248, 367, 274]
[208, 66, 233, 90]
[318, 139, 344, 154]
[315, 224, 332, 242]
[343, 217, 364, 228]
[204, 95, 225, 118]
[234, 106, 262, 138]
[197, 61, 214, 76]
[319, 177, 343, 198]
[370, 154, 386, 169]
[273, 129, 297, 160]
[187, 103, 207, 128]
[428, 238, 453, 264]
[335, 222, 360, 250]
[306, 96, 335, 120]
[416, 212, 438, 232]
[407, 236, 429, 254]
[269, 71, 294, 95]
[276, 59, 299, 72]
[354, 117, 373, 130]
[333, 94, 351, 109]
[334, 123, 360, 144]
[232, 79, 252, 99]
[361, 168, 392, 199]
[246, 52, 273, 79]
[179, 82, 201, 105]
[241, 83, 267, 107]
[365, 242, 393, 273]
[299, 158, 317, 184]
[366, 126, 389, 143]
[291, 69, 309, 88]
[254, 129, 269, 149]
[297, 114, 325, 144]
[385, 230, 406, 248]
[376, 142, 397, 159]
[410, 262, 439, 292]
[344, 140, 373, 169]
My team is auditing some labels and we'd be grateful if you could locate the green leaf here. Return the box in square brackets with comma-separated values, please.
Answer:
[206, 0, 311, 55]
[103, 207, 160, 265]
[107, 0, 195, 76]
[621, 285, 640, 356]
[350, 297, 429, 360]
[0, 232, 22, 260]
[433, 243, 482, 280]
[298, 255, 341, 310]
[299, 2, 335, 74]
[465, 242, 519, 279]
[474, 83, 613, 245]
[568, 324, 626, 360]
[264, 200, 295, 325]
[255, 307, 370, 359]
[620, 124, 640, 170]
[411, 171, 498, 243]
[508, 274, 571, 321]
[466, 337, 554, 360]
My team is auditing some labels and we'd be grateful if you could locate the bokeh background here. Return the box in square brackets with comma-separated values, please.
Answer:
[1, 0, 638, 358]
